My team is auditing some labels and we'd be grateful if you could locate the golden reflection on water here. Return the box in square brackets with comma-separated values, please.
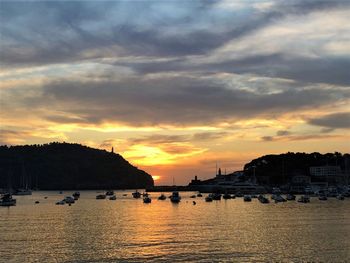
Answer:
[1, 191, 350, 262]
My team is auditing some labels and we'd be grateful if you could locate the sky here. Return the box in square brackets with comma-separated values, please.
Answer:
[1, 0, 349, 185]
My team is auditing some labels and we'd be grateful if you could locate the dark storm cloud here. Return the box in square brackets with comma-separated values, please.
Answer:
[308, 112, 350, 129]
[1, 0, 348, 67]
[125, 54, 350, 86]
[25, 76, 348, 126]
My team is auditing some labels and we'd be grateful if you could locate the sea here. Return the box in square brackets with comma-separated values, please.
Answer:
[1, 191, 350, 262]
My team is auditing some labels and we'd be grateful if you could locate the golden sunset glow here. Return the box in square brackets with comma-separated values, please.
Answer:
[1, 0, 350, 185]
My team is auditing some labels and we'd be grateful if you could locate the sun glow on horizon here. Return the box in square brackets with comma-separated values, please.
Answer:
[152, 175, 160, 181]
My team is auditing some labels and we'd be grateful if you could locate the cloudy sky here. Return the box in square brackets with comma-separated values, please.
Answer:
[1, 0, 349, 184]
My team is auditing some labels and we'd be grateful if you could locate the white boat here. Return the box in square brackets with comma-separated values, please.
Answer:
[258, 194, 269, 204]
[0, 193, 16, 206]
[170, 191, 181, 203]
[106, 190, 114, 196]
[286, 194, 296, 201]
[72, 192, 80, 200]
[109, 195, 117, 200]
[274, 195, 286, 203]
[56, 200, 65, 205]
[298, 195, 310, 203]
[96, 194, 106, 200]
[64, 196, 75, 204]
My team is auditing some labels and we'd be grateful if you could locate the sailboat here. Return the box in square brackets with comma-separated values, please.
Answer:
[13, 162, 32, 195]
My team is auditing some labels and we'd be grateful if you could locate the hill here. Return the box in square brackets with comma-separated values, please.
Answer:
[0, 142, 154, 190]
[243, 152, 350, 186]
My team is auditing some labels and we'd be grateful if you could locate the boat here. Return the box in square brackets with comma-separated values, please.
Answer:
[143, 196, 152, 203]
[13, 163, 32, 195]
[318, 194, 327, 201]
[236, 192, 243, 198]
[286, 194, 296, 201]
[336, 194, 344, 200]
[72, 192, 80, 200]
[55, 200, 65, 205]
[223, 193, 231, 199]
[132, 190, 141, 199]
[142, 192, 149, 197]
[169, 191, 181, 203]
[13, 189, 32, 196]
[258, 194, 269, 204]
[197, 193, 203, 197]
[0, 193, 16, 206]
[274, 195, 286, 203]
[205, 195, 213, 202]
[96, 194, 106, 200]
[212, 193, 222, 200]
[243, 195, 252, 202]
[106, 190, 114, 196]
[109, 195, 117, 200]
[190, 195, 196, 198]
[298, 195, 310, 203]
[64, 196, 75, 204]
[158, 194, 166, 200]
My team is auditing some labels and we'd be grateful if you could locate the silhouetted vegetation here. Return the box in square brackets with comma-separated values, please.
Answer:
[244, 152, 350, 186]
[0, 142, 154, 190]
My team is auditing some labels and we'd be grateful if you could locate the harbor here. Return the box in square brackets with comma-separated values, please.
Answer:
[1, 190, 350, 262]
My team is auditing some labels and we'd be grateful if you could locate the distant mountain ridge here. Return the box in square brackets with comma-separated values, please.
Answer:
[0, 142, 154, 190]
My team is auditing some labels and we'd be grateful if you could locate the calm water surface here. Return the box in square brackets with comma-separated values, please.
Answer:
[1, 191, 350, 262]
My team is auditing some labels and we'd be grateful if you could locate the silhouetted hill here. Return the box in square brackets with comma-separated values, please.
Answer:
[243, 152, 350, 186]
[0, 142, 154, 190]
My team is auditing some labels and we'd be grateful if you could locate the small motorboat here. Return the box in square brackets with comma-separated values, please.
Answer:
[143, 196, 152, 203]
[212, 193, 222, 200]
[0, 193, 16, 206]
[286, 194, 296, 201]
[274, 195, 286, 203]
[223, 193, 231, 200]
[132, 191, 141, 199]
[336, 194, 344, 200]
[106, 190, 114, 196]
[109, 195, 117, 200]
[318, 194, 327, 201]
[205, 195, 213, 202]
[64, 196, 75, 204]
[170, 191, 181, 203]
[197, 193, 203, 197]
[243, 195, 252, 202]
[158, 194, 166, 200]
[298, 195, 310, 203]
[236, 192, 243, 198]
[56, 200, 65, 205]
[190, 195, 196, 198]
[72, 192, 80, 200]
[35, 201, 40, 204]
[142, 192, 149, 197]
[258, 194, 269, 204]
[96, 194, 106, 200]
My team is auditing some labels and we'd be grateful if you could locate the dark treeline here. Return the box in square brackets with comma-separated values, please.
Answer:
[244, 152, 350, 186]
[0, 142, 154, 190]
